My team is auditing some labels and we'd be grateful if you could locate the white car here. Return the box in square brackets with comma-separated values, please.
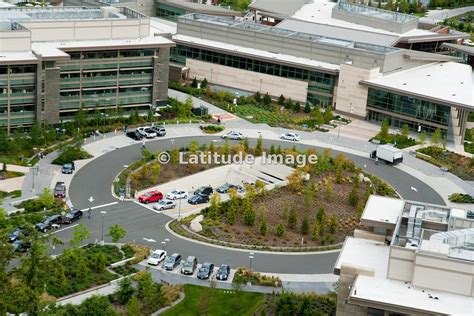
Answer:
[281, 132, 301, 141]
[153, 199, 176, 211]
[166, 189, 188, 200]
[221, 131, 245, 140]
[147, 249, 167, 265]
[137, 127, 157, 138]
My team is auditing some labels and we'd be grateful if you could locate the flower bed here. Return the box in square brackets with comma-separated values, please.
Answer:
[233, 267, 282, 287]
[417, 146, 474, 181]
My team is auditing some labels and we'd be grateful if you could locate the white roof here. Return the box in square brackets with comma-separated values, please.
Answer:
[172, 34, 340, 72]
[39, 36, 175, 51]
[31, 43, 70, 59]
[361, 195, 404, 226]
[150, 17, 177, 35]
[352, 275, 474, 315]
[0, 51, 38, 63]
[334, 237, 389, 278]
[363, 62, 473, 108]
[287, 0, 434, 43]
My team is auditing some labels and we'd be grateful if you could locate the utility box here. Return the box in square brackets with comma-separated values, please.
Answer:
[193, 106, 208, 116]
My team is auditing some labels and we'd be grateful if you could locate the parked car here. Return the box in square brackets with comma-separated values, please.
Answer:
[62, 209, 83, 224]
[153, 199, 176, 211]
[216, 264, 231, 281]
[35, 215, 61, 233]
[147, 249, 167, 266]
[151, 126, 166, 136]
[12, 240, 30, 253]
[137, 127, 157, 138]
[126, 130, 143, 140]
[197, 262, 214, 279]
[163, 253, 181, 270]
[8, 227, 27, 243]
[194, 186, 213, 196]
[187, 194, 210, 205]
[166, 189, 188, 200]
[221, 131, 245, 140]
[216, 183, 238, 194]
[138, 190, 163, 204]
[280, 132, 301, 142]
[61, 162, 75, 174]
[54, 181, 66, 198]
[181, 256, 198, 275]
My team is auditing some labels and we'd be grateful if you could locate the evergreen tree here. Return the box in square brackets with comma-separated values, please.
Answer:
[304, 103, 311, 113]
[316, 206, 327, 224]
[293, 102, 301, 112]
[263, 93, 271, 105]
[254, 91, 262, 103]
[201, 78, 208, 89]
[275, 223, 285, 237]
[329, 215, 338, 234]
[191, 77, 198, 88]
[285, 98, 293, 110]
[301, 215, 310, 235]
[288, 207, 298, 229]
[243, 207, 256, 226]
[312, 220, 320, 241]
[126, 296, 141, 316]
[278, 94, 285, 105]
[255, 135, 263, 156]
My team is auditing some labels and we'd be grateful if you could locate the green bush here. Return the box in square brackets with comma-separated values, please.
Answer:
[448, 193, 474, 203]
[52, 144, 92, 165]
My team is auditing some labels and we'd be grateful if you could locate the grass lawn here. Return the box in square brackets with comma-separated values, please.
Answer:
[161, 284, 264, 316]
[234, 105, 293, 127]
[417, 146, 474, 181]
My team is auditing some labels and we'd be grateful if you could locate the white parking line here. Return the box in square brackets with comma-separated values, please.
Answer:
[47, 223, 78, 236]
[132, 200, 162, 214]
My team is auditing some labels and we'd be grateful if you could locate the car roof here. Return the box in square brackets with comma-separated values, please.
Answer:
[186, 256, 196, 260]
[170, 253, 179, 257]
[202, 262, 212, 266]
[153, 249, 165, 254]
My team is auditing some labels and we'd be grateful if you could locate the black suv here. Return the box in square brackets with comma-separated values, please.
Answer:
[35, 215, 62, 233]
[12, 240, 31, 253]
[188, 194, 210, 205]
[151, 126, 166, 137]
[8, 227, 27, 243]
[126, 130, 143, 140]
[194, 186, 213, 196]
[54, 182, 66, 198]
[62, 162, 75, 174]
[197, 262, 214, 280]
[62, 209, 83, 224]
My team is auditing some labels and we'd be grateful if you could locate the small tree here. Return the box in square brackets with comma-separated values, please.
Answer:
[191, 77, 198, 88]
[70, 224, 90, 247]
[278, 94, 285, 105]
[293, 102, 301, 113]
[93, 252, 107, 273]
[275, 223, 285, 237]
[38, 188, 55, 210]
[201, 78, 208, 89]
[108, 224, 127, 243]
[316, 206, 327, 224]
[243, 207, 256, 226]
[288, 207, 298, 229]
[270, 144, 276, 155]
[419, 130, 427, 144]
[126, 295, 141, 316]
[255, 135, 263, 156]
[208, 193, 221, 220]
[329, 215, 338, 234]
[287, 169, 304, 192]
[431, 128, 441, 146]
[301, 215, 310, 235]
[254, 91, 262, 103]
[311, 106, 324, 126]
[312, 220, 320, 241]
[304, 185, 314, 213]
[323, 106, 333, 123]
[189, 140, 199, 154]
[324, 180, 333, 201]
[117, 277, 135, 305]
[442, 135, 447, 149]
[263, 93, 271, 106]
[304, 103, 311, 113]
[401, 123, 409, 138]
[259, 218, 268, 236]
[285, 98, 293, 110]
[380, 118, 390, 140]
[335, 163, 343, 184]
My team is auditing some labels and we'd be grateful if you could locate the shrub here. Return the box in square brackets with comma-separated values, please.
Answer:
[259, 219, 268, 236]
[301, 215, 310, 235]
[288, 208, 297, 229]
[243, 208, 256, 226]
[162, 284, 183, 306]
[126, 243, 150, 264]
[52, 144, 92, 165]
[448, 193, 474, 203]
[275, 223, 285, 237]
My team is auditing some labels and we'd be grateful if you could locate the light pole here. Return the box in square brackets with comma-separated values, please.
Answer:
[30, 164, 39, 192]
[247, 252, 254, 286]
[178, 197, 182, 220]
[100, 211, 107, 245]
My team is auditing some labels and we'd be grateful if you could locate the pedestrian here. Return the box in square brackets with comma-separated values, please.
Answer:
[375, 157, 379, 165]
[142, 140, 146, 150]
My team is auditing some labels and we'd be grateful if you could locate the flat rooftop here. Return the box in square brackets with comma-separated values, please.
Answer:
[335, 2, 417, 23]
[362, 62, 473, 109]
[150, 17, 177, 35]
[361, 195, 404, 226]
[172, 34, 340, 72]
[180, 13, 399, 54]
[248, 0, 307, 18]
[0, 51, 38, 64]
[334, 237, 389, 278]
[351, 275, 473, 315]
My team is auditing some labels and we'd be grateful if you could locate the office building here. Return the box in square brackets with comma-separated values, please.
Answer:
[0, 6, 174, 132]
[334, 195, 474, 315]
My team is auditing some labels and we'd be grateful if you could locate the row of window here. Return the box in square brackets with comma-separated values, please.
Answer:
[60, 69, 152, 80]
[171, 45, 336, 94]
[367, 88, 450, 126]
[156, 3, 185, 21]
[367, 110, 445, 135]
[68, 49, 157, 60]
[0, 65, 36, 75]
[60, 86, 151, 98]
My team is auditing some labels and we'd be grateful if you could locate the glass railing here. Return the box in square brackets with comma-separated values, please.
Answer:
[10, 79, 36, 85]
[58, 63, 81, 71]
[82, 92, 117, 100]
[82, 81, 117, 88]
[59, 102, 81, 110]
[60, 83, 81, 90]
[119, 78, 152, 85]
[82, 99, 117, 107]
[82, 63, 118, 70]
[119, 60, 153, 68]
[82, 75, 117, 82]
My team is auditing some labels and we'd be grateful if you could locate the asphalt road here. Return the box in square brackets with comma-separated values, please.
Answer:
[58, 136, 444, 274]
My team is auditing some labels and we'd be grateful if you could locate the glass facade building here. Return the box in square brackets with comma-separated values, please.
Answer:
[0, 65, 37, 128]
[156, 3, 186, 21]
[366, 88, 451, 134]
[171, 45, 337, 108]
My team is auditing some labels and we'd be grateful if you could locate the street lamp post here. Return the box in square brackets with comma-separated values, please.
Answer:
[178, 197, 182, 220]
[30, 164, 39, 192]
[247, 252, 254, 286]
[100, 211, 107, 245]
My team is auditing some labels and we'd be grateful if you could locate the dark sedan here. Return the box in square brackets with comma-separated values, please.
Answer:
[8, 227, 27, 243]
[62, 209, 83, 224]
[216, 264, 231, 281]
[197, 262, 214, 280]
[216, 183, 237, 194]
[187, 194, 210, 205]
[126, 130, 143, 140]
[54, 181, 66, 198]
[35, 215, 61, 233]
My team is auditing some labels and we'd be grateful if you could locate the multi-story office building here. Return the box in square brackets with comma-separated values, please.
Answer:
[169, 11, 472, 142]
[0, 6, 174, 132]
[334, 195, 474, 315]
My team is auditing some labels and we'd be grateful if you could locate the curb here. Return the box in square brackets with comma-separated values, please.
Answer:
[165, 221, 341, 255]
[152, 292, 185, 315]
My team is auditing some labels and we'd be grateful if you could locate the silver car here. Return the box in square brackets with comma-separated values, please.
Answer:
[153, 199, 176, 211]
[221, 131, 245, 140]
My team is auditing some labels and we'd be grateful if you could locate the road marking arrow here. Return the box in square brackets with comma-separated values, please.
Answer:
[143, 238, 156, 243]
[411, 187, 418, 192]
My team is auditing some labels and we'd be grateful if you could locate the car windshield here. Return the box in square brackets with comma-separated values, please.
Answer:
[200, 267, 209, 272]
[219, 266, 227, 273]
[171, 190, 178, 194]
[63, 164, 72, 168]
[183, 261, 192, 267]
[144, 192, 152, 197]
[165, 257, 174, 263]
[151, 252, 161, 259]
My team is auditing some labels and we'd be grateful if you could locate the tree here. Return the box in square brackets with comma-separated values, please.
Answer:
[178, 96, 194, 118]
[53, 264, 67, 289]
[419, 130, 427, 145]
[70, 224, 90, 247]
[73, 107, 87, 129]
[304, 185, 314, 213]
[301, 215, 310, 235]
[147, 109, 153, 123]
[259, 215, 268, 236]
[398, 0, 409, 13]
[242, 138, 249, 152]
[108, 224, 127, 243]
[278, 94, 285, 105]
[254, 91, 262, 103]
[316, 206, 327, 224]
[432, 128, 441, 146]
[323, 106, 333, 123]
[401, 123, 409, 138]
[275, 223, 285, 237]
[38, 188, 55, 209]
[93, 252, 107, 273]
[329, 215, 338, 234]
[243, 207, 256, 226]
[380, 118, 390, 140]
[255, 135, 263, 156]
[287, 169, 304, 192]
[126, 296, 141, 316]
[293, 102, 300, 112]
[442, 135, 447, 149]
[78, 295, 118, 316]
[335, 163, 343, 184]
[227, 197, 238, 225]
[304, 103, 311, 113]
[208, 193, 221, 220]
[30, 121, 43, 146]
[117, 277, 135, 305]
[189, 140, 199, 154]
[263, 93, 271, 106]
[324, 180, 333, 201]
[191, 77, 198, 88]
[312, 220, 320, 241]
[285, 98, 293, 110]
[201, 78, 208, 89]
[270, 144, 276, 155]
[311, 106, 324, 126]
[288, 207, 298, 229]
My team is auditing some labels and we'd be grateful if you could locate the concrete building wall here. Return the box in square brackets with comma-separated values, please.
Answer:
[412, 254, 474, 297]
[336, 265, 372, 316]
[186, 59, 308, 102]
[387, 247, 416, 282]
[43, 67, 60, 125]
[154, 47, 170, 105]
[0, 30, 31, 52]
[335, 64, 380, 117]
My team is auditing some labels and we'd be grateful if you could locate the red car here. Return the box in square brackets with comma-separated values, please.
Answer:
[138, 190, 163, 204]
